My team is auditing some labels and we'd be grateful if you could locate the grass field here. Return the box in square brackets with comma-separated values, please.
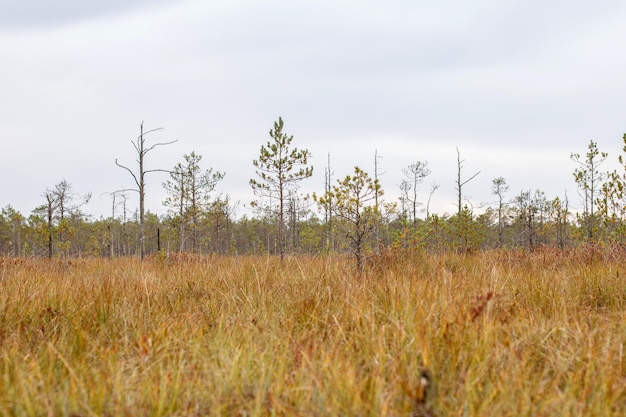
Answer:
[1, 249, 625, 416]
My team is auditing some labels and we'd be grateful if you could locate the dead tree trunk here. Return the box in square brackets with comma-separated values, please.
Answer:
[116, 122, 176, 260]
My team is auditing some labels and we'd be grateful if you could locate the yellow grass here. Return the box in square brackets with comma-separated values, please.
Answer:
[0, 250, 625, 416]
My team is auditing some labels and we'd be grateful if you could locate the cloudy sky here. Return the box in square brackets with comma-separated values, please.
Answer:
[2, 0, 626, 220]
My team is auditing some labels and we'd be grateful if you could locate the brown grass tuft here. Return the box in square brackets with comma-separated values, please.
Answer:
[0, 251, 625, 415]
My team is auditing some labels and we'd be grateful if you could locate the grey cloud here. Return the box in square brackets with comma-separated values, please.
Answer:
[2, 0, 626, 217]
[0, 0, 183, 29]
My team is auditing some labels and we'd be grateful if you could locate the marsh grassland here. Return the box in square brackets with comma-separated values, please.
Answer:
[0, 249, 625, 416]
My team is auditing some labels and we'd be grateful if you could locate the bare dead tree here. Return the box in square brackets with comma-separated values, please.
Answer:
[425, 182, 440, 219]
[491, 177, 509, 247]
[115, 122, 176, 260]
[53, 179, 91, 257]
[401, 161, 431, 226]
[374, 150, 385, 251]
[455, 147, 480, 216]
[323, 153, 334, 251]
[36, 179, 90, 258]
[43, 191, 56, 259]
[101, 189, 133, 257]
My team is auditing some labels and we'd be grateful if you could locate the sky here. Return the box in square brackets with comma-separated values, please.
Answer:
[2, 0, 626, 220]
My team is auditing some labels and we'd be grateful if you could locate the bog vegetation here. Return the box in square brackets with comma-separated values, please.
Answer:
[2, 122, 626, 415]
[2, 122, 626, 266]
[1, 249, 625, 416]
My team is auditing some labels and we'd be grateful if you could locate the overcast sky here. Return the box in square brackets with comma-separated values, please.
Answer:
[2, 0, 626, 220]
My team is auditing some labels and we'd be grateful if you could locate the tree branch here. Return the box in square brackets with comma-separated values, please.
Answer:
[139, 127, 165, 137]
[145, 140, 178, 154]
[144, 168, 172, 174]
[460, 171, 481, 187]
[115, 159, 140, 188]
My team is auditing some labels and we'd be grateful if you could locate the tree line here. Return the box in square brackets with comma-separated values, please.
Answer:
[2, 120, 626, 268]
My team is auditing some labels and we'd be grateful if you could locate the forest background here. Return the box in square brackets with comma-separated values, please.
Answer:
[2, 119, 626, 264]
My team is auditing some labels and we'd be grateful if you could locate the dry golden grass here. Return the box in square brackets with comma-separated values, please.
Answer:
[0, 249, 625, 416]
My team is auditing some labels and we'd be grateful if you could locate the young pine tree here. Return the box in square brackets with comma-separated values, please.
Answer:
[250, 117, 313, 261]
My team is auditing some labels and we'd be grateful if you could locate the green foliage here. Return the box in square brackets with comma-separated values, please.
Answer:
[163, 151, 224, 253]
[163, 152, 224, 213]
[450, 205, 485, 252]
[511, 190, 550, 249]
[249, 117, 313, 204]
[12, 132, 626, 257]
[399, 161, 430, 226]
[548, 196, 570, 249]
[315, 166, 382, 272]
[249, 117, 313, 260]
[0, 205, 25, 256]
[491, 177, 509, 247]
[571, 140, 608, 240]
[598, 134, 626, 242]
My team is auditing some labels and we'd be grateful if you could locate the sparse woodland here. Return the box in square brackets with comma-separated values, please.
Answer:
[1, 122, 626, 415]
[2, 125, 626, 264]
